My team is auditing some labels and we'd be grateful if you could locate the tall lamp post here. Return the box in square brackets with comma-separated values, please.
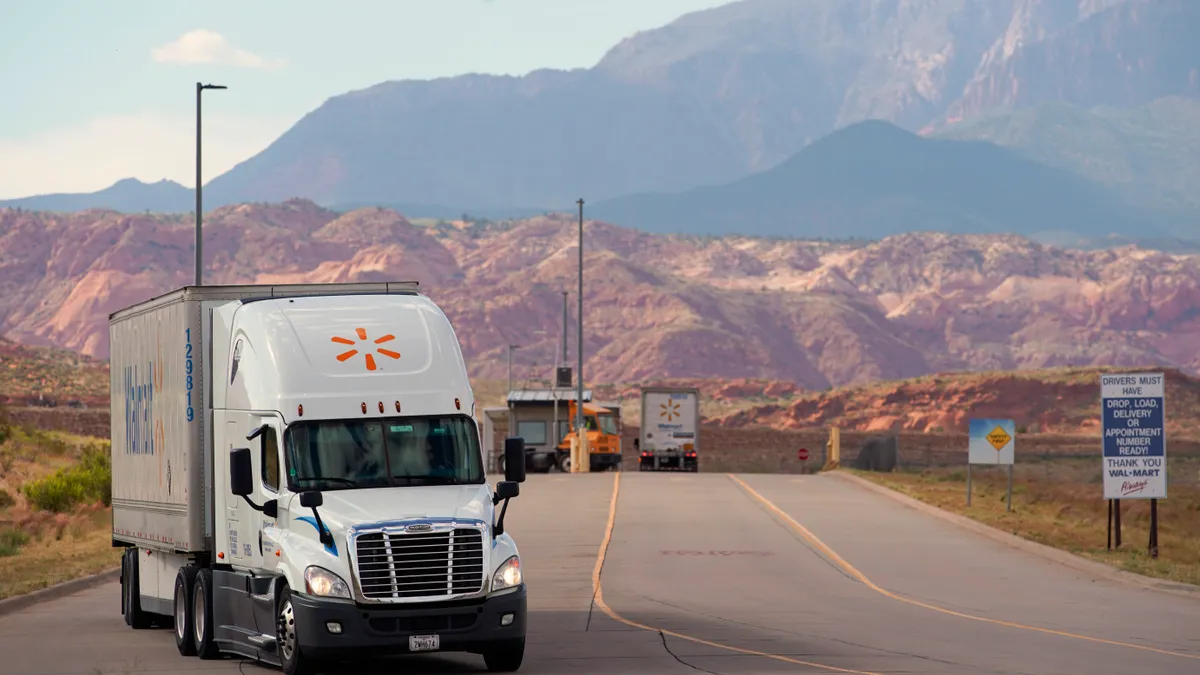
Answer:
[575, 199, 585, 441]
[195, 82, 227, 286]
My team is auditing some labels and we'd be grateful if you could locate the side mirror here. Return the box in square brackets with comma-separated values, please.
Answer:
[300, 491, 324, 509]
[495, 480, 519, 501]
[504, 437, 526, 483]
[230, 448, 253, 496]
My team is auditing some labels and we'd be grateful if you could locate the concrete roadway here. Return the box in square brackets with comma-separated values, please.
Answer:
[2, 472, 1199, 674]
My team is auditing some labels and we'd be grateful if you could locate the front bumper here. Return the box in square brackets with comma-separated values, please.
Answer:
[291, 585, 527, 659]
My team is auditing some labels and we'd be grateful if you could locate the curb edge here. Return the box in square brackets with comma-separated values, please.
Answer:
[829, 470, 1200, 601]
[0, 567, 121, 617]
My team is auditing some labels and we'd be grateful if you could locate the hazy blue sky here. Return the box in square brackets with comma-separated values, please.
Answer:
[0, 0, 731, 199]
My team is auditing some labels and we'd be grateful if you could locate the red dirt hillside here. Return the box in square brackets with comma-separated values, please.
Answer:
[717, 366, 1200, 438]
[4, 202, 1200, 388]
[0, 337, 108, 407]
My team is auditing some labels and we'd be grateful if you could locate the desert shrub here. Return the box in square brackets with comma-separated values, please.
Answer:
[0, 528, 28, 557]
[0, 488, 14, 510]
[22, 442, 111, 513]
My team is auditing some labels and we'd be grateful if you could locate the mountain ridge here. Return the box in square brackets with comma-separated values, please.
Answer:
[4, 200, 1200, 391]
[6, 0, 1199, 225]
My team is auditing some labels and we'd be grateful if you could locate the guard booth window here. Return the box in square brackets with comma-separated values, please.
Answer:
[517, 421, 547, 445]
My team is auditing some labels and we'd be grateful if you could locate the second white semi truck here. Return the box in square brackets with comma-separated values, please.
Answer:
[637, 386, 700, 471]
[110, 283, 529, 675]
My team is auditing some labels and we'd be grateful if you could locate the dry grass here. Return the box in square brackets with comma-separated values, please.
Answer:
[851, 456, 1200, 586]
[0, 429, 119, 600]
[0, 507, 120, 600]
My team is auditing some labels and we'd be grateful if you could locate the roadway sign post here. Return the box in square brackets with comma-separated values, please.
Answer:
[1101, 373, 1166, 558]
[967, 419, 1016, 512]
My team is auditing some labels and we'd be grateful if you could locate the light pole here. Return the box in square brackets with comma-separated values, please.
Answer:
[195, 82, 227, 287]
[506, 344, 520, 395]
[506, 343, 519, 444]
[576, 199, 585, 439]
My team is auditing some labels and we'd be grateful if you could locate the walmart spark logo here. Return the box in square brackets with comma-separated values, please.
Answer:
[660, 399, 681, 422]
[332, 328, 400, 371]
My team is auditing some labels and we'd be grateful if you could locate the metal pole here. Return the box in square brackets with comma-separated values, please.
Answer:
[1006, 464, 1013, 513]
[1107, 499, 1113, 551]
[195, 82, 203, 286]
[194, 82, 225, 287]
[562, 291, 569, 365]
[575, 199, 584, 438]
[966, 462, 972, 506]
[507, 344, 517, 394]
[1149, 498, 1159, 558]
[1108, 499, 1118, 547]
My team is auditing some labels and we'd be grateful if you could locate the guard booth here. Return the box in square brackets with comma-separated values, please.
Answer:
[480, 388, 623, 473]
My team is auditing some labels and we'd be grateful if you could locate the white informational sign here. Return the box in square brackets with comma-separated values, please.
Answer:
[1102, 373, 1166, 500]
[968, 419, 1015, 465]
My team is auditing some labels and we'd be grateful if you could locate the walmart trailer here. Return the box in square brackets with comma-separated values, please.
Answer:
[637, 386, 700, 471]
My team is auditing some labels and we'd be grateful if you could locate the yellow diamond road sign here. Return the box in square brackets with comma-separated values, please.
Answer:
[986, 426, 1011, 451]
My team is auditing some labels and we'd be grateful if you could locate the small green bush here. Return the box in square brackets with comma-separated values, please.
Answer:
[22, 442, 111, 513]
[0, 488, 14, 510]
[0, 528, 28, 557]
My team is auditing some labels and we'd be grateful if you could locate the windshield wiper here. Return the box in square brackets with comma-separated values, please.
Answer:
[293, 476, 358, 487]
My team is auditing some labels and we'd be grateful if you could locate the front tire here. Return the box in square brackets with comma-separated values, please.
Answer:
[557, 453, 571, 473]
[192, 568, 221, 660]
[483, 638, 525, 672]
[277, 586, 319, 675]
[173, 566, 199, 656]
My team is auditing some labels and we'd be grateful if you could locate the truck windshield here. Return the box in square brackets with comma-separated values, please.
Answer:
[284, 415, 485, 490]
[597, 414, 618, 436]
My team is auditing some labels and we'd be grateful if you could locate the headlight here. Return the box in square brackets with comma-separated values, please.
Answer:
[491, 555, 522, 591]
[304, 566, 351, 598]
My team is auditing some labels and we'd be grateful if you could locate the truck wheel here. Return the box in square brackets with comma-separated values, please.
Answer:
[173, 566, 199, 656]
[122, 549, 153, 629]
[557, 453, 571, 473]
[192, 568, 221, 660]
[277, 586, 319, 675]
[483, 638, 525, 672]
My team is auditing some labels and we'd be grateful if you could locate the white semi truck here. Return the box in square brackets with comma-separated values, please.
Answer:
[110, 283, 529, 675]
[636, 387, 700, 471]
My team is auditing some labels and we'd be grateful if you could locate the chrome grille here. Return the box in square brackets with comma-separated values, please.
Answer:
[354, 527, 484, 600]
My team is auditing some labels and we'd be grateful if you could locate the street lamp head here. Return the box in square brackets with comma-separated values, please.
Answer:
[199, 83, 228, 91]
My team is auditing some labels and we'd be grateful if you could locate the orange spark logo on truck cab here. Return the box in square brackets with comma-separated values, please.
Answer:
[331, 328, 400, 371]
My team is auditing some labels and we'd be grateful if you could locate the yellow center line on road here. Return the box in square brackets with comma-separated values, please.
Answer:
[591, 472, 885, 675]
[727, 473, 1200, 662]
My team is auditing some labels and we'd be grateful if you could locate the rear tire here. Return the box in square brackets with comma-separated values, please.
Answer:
[556, 453, 571, 473]
[122, 549, 153, 629]
[173, 566, 199, 656]
[483, 638, 525, 672]
[192, 568, 221, 660]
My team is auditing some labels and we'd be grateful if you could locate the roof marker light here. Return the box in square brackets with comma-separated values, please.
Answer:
[377, 401, 384, 413]
[297, 404, 304, 417]
[395, 401, 402, 413]
[455, 398, 461, 410]
[361, 402, 367, 414]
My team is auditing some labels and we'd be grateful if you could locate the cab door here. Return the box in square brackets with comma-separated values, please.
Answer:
[226, 412, 265, 573]
[253, 415, 286, 576]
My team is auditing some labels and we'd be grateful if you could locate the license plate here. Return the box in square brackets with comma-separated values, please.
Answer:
[409, 634, 440, 652]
